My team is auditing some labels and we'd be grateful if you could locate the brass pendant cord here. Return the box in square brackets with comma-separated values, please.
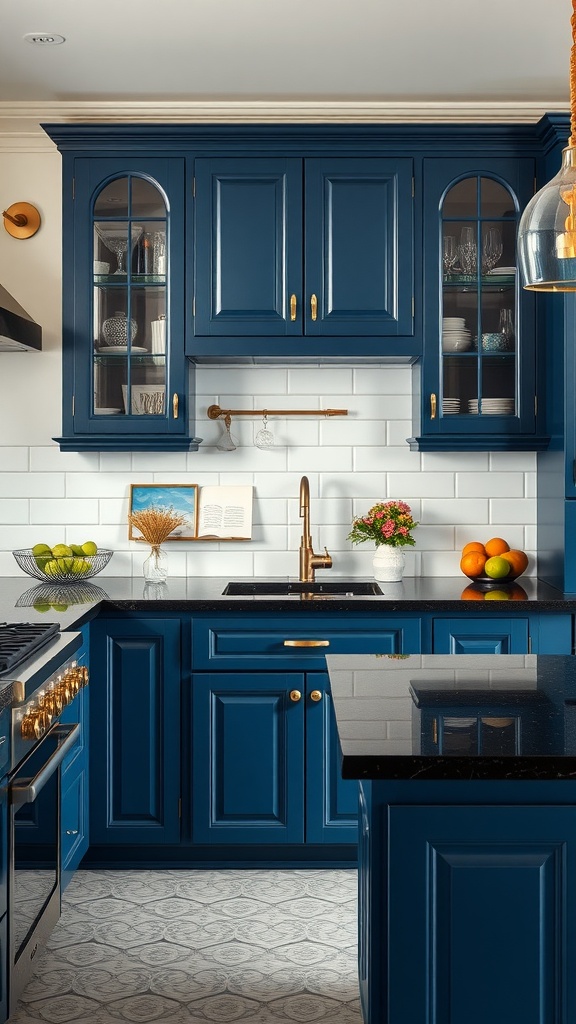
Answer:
[565, 0, 569, 145]
[571, 0, 576, 146]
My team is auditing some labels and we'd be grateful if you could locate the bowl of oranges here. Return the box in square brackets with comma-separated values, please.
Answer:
[459, 538, 529, 586]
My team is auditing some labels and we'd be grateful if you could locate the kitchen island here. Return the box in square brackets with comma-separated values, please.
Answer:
[326, 652, 576, 1024]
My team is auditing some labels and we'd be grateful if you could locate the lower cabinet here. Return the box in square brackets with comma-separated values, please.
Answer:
[431, 614, 572, 654]
[359, 784, 576, 1024]
[191, 671, 358, 846]
[89, 617, 181, 845]
[59, 682, 89, 892]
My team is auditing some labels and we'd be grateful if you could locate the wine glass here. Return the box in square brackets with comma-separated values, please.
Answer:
[442, 235, 458, 276]
[95, 223, 143, 275]
[458, 227, 477, 279]
[482, 228, 503, 274]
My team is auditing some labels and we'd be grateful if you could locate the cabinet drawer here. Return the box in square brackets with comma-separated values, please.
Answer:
[192, 615, 421, 669]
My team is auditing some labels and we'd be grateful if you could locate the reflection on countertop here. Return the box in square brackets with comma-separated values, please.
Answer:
[0, 574, 573, 631]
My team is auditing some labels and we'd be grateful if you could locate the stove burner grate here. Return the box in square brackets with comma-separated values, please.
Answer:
[0, 621, 60, 673]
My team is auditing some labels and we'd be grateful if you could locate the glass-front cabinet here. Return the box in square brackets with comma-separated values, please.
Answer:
[56, 157, 199, 451]
[412, 157, 548, 451]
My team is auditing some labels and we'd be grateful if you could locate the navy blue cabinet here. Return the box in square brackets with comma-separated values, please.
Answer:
[191, 156, 415, 360]
[359, 793, 576, 1024]
[89, 617, 181, 845]
[432, 614, 572, 654]
[410, 156, 547, 452]
[191, 614, 421, 850]
[43, 127, 201, 452]
[59, 679, 89, 891]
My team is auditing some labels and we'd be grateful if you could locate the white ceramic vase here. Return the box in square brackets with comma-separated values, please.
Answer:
[372, 546, 405, 582]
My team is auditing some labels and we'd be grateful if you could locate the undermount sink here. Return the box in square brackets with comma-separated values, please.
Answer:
[223, 580, 382, 596]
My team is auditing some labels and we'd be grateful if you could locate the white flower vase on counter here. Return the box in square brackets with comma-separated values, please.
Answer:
[372, 546, 405, 582]
[143, 545, 168, 583]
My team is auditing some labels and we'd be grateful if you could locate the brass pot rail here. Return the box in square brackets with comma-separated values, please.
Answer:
[207, 404, 348, 420]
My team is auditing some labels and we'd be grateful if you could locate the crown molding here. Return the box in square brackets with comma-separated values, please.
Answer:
[0, 99, 568, 150]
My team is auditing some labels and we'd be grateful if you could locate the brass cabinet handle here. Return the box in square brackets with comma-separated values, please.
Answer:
[289, 689, 302, 702]
[310, 690, 323, 702]
[430, 393, 437, 419]
[310, 294, 318, 321]
[290, 294, 297, 321]
[283, 639, 330, 648]
[172, 393, 179, 419]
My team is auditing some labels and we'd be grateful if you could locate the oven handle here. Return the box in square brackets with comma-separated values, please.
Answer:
[11, 723, 80, 807]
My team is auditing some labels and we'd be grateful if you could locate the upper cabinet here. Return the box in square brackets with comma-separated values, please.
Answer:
[54, 155, 200, 452]
[189, 156, 416, 361]
[410, 157, 548, 451]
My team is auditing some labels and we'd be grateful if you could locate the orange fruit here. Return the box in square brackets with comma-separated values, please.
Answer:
[484, 537, 510, 557]
[460, 585, 484, 600]
[501, 549, 529, 576]
[508, 583, 528, 600]
[462, 541, 486, 556]
[460, 550, 487, 577]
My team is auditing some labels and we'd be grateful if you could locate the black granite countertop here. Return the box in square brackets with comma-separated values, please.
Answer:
[0, 574, 573, 632]
[326, 653, 576, 781]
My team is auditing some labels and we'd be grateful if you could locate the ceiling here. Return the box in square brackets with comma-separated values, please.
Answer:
[0, 0, 571, 112]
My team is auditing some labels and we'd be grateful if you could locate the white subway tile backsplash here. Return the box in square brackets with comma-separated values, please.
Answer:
[0, 363, 539, 577]
[0, 448, 28, 472]
[30, 499, 99, 525]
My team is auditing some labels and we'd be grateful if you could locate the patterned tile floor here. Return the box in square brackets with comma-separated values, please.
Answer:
[10, 869, 362, 1024]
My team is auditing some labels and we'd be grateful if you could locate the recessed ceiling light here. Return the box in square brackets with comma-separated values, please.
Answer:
[23, 33, 65, 45]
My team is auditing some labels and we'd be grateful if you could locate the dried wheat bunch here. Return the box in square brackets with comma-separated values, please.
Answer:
[128, 505, 187, 547]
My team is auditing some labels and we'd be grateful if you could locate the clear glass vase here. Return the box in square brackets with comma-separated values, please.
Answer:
[143, 545, 168, 583]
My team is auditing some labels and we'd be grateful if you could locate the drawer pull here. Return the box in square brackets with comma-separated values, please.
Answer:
[66, 829, 79, 836]
[283, 639, 330, 648]
[310, 293, 318, 321]
[290, 293, 297, 320]
[289, 689, 302, 702]
[310, 690, 323, 702]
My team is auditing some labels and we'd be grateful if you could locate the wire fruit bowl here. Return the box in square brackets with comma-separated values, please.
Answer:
[13, 548, 113, 583]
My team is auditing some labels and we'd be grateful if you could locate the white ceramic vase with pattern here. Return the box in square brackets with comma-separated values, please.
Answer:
[372, 546, 405, 582]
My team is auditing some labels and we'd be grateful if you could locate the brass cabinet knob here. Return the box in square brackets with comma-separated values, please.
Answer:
[283, 639, 330, 648]
[310, 690, 323, 702]
[289, 689, 302, 702]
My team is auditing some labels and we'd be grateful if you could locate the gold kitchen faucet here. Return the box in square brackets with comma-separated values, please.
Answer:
[299, 475, 333, 582]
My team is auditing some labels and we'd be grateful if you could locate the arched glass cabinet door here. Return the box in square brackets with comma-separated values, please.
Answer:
[440, 175, 518, 422]
[92, 175, 168, 420]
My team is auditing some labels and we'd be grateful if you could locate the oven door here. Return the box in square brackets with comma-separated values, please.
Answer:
[9, 722, 80, 1006]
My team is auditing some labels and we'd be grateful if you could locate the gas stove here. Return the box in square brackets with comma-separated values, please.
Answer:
[0, 621, 61, 675]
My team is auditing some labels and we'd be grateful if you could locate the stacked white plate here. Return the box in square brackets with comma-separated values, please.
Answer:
[468, 397, 515, 415]
[442, 397, 461, 415]
[441, 317, 472, 352]
[487, 266, 516, 275]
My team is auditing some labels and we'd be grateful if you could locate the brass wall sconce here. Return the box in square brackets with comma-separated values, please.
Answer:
[2, 203, 41, 240]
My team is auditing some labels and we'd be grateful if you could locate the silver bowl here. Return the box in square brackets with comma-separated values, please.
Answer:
[13, 548, 113, 583]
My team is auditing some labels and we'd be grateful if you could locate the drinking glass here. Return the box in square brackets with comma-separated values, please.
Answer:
[482, 228, 503, 274]
[95, 223, 143, 275]
[442, 235, 458, 276]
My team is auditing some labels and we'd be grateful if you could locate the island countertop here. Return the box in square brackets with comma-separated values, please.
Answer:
[0, 574, 574, 631]
[326, 652, 576, 781]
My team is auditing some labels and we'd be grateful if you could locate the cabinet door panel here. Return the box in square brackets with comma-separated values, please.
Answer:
[305, 673, 358, 844]
[61, 769, 88, 891]
[388, 804, 576, 1024]
[432, 617, 529, 653]
[192, 673, 304, 844]
[90, 618, 181, 844]
[194, 158, 302, 336]
[305, 158, 414, 336]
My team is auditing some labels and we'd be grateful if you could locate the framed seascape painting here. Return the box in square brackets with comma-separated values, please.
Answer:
[128, 484, 198, 541]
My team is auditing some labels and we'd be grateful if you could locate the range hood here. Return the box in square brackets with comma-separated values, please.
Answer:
[0, 284, 41, 352]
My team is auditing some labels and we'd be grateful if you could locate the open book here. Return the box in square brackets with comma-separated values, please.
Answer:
[197, 484, 253, 540]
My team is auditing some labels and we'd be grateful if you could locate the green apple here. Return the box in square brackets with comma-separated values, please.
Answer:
[32, 543, 52, 557]
[71, 557, 91, 575]
[70, 544, 85, 557]
[34, 555, 51, 571]
[43, 559, 60, 577]
[52, 543, 73, 558]
[57, 557, 74, 573]
[81, 541, 98, 556]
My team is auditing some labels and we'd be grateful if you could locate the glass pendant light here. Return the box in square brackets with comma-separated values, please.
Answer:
[518, 0, 576, 291]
